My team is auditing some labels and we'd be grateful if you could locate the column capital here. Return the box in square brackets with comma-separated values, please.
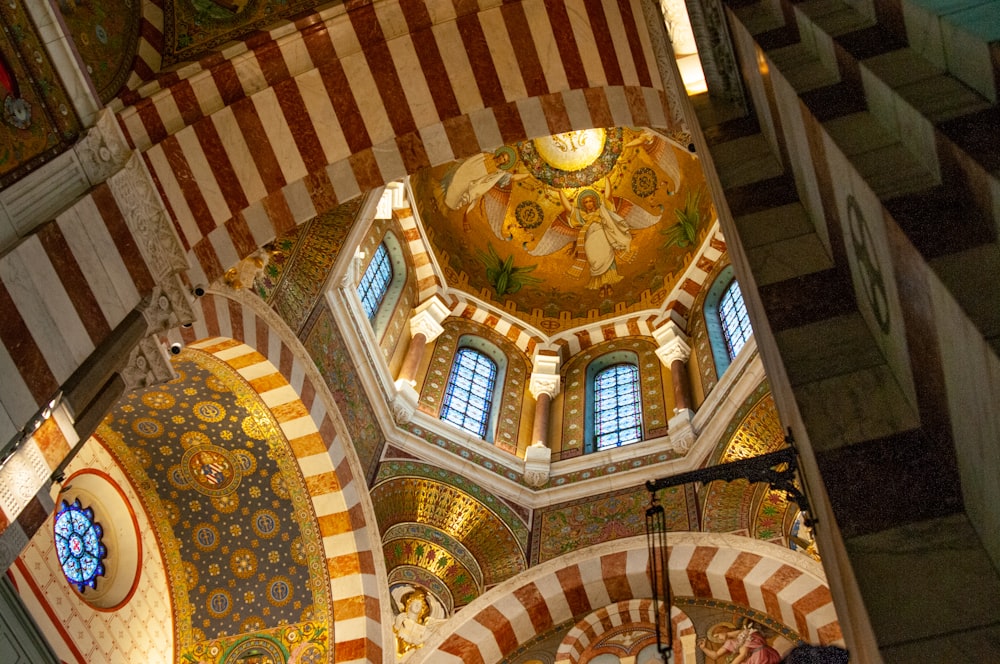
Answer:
[529, 374, 561, 400]
[529, 352, 562, 399]
[410, 296, 450, 342]
[653, 321, 691, 366]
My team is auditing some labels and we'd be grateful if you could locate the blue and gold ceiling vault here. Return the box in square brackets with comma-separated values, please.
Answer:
[96, 349, 331, 660]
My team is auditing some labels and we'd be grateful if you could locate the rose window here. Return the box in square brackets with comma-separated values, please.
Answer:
[53, 498, 107, 592]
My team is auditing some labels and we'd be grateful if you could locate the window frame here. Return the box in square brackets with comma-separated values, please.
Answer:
[584, 350, 643, 453]
[357, 231, 406, 339]
[439, 336, 507, 442]
[704, 265, 753, 377]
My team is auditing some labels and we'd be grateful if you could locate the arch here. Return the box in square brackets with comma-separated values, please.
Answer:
[165, 291, 387, 663]
[113, 0, 687, 286]
[440, 338, 506, 442]
[412, 533, 842, 664]
[555, 601, 696, 664]
[561, 339, 668, 459]
[419, 320, 529, 453]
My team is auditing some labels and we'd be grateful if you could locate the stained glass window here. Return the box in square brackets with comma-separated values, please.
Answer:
[593, 363, 642, 450]
[358, 242, 393, 320]
[441, 348, 497, 438]
[719, 279, 752, 360]
[53, 498, 107, 592]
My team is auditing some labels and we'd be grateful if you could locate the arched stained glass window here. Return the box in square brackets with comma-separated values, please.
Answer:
[54, 498, 107, 592]
[719, 279, 752, 360]
[593, 363, 642, 451]
[358, 242, 393, 320]
[440, 348, 497, 438]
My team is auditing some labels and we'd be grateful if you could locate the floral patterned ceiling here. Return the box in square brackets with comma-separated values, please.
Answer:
[410, 127, 715, 334]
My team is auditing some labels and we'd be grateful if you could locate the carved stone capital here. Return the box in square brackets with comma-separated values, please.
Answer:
[654, 321, 691, 366]
[523, 441, 551, 487]
[106, 153, 190, 281]
[392, 380, 420, 424]
[409, 309, 445, 343]
[121, 336, 178, 392]
[139, 274, 196, 332]
[74, 108, 130, 186]
[410, 296, 450, 342]
[529, 373, 561, 400]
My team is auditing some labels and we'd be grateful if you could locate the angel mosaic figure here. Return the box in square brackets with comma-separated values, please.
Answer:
[698, 620, 782, 664]
[442, 146, 527, 231]
[529, 179, 659, 296]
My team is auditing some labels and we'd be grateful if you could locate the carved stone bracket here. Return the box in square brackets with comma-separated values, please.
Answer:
[392, 380, 420, 425]
[139, 274, 196, 332]
[121, 336, 178, 391]
[523, 441, 551, 487]
[74, 108, 130, 186]
[106, 153, 190, 281]
[668, 408, 696, 453]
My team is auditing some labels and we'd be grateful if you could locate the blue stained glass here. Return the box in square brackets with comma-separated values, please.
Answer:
[441, 348, 497, 438]
[720, 280, 752, 359]
[53, 499, 107, 592]
[357, 242, 393, 320]
[593, 363, 642, 450]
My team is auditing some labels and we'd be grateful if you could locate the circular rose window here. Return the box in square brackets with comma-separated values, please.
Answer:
[54, 498, 108, 592]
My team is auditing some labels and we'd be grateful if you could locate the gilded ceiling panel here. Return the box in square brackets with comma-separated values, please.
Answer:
[370, 477, 527, 587]
[55, 0, 140, 103]
[0, 1, 81, 186]
[411, 127, 714, 333]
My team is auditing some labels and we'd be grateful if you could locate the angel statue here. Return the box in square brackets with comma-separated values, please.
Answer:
[392, 587, 447, 661]
[529, 179, 660, 296]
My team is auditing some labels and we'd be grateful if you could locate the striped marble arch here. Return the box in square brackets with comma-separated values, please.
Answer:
[555, 600, 697, 664]
[412, 532, 841, 664]
[167, 291, 387, 663]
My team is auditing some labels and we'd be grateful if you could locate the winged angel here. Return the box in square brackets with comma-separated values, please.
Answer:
[442, 130, 683, 297]
[531, 179, 662, 296]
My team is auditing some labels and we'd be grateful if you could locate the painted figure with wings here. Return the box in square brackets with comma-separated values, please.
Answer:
[529, 178, 661, 296]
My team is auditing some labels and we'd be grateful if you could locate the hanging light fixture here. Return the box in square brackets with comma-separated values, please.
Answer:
[646, 491, 673, 663]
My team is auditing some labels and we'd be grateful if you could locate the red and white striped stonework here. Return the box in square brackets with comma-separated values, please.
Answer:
[113, 0, 684, 288]
[393, 205, 442, 301]
[127, 0, 165, 90]
[168, 293, 385, 663]
[413, 533, 841, 664]
[554, 600, 696, 664]
[0, 182, 153, 448]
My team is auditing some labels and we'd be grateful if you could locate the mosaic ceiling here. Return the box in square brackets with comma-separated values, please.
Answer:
[370, 475, 527, 609]
[410, 127, 714, 333]
[55, 0, 141, 103]
[96, 350, 331, 661]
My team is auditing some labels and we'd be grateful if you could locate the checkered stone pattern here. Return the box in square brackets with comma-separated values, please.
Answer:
[554, 600, 696, 664]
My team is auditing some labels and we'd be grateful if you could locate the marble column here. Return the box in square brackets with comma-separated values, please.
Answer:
[392, 297, 450, 423]
[524, 353, 561, 487]
[654, 321, 696, 452]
